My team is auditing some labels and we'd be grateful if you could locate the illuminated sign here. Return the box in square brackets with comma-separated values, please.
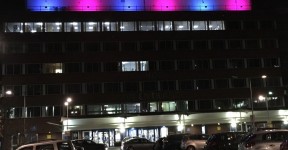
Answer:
[26, 0, 251, 11]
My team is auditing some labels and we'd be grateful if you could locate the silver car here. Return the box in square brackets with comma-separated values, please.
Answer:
[181, 134, 209, 150]
[121, 137, 155, 150]
[238, 129, 288, 150]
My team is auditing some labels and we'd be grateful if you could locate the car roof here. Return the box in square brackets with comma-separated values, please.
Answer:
[254, 129, 288, 134]
[16, 140, 67, 149]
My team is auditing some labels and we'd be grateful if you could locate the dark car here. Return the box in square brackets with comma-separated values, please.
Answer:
[71, 139, 106, 150]
[280, 139, 288, 150]
[163, 134, 189, 150]
[204, 132, 247, 150]
[121, 137, 154, 150]
[153, 137, 166, 150]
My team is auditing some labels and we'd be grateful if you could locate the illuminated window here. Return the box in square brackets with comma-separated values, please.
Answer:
[43, 63, 63, 73]
[64, 22, 81, 32]
[84, 22, 100, 32]
[120, 22, 136, 31]
[5, 22, 23, 33]
[161, 101, 176, 112]
[208, 21, 225, 30]
[157, 21, 173, 31]
[174, 21, 190, 31]
[139, 21, 155, 31]
[24, 22, 43, 33]
[121, 61, 149, 71]
[192, 21, 207, 30]
[45, 22, 62, 32]
[102, 22, 119, 31]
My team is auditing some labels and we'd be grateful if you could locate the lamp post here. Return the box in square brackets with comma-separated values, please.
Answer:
[248, 78, 255, 132]
[64, 97, 72, 131]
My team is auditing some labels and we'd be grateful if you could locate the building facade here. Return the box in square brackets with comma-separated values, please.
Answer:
[1, 0, 288, 149]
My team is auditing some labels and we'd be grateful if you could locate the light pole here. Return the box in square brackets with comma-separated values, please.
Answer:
[248, 78, 255, 132]
[64, 97, 72, 131]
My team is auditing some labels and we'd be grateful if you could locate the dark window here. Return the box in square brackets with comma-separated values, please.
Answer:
[243, 21, 258, 30]
[231, 78, 246, 88]
[266, 78, 281, 87]
[65, 42, 81, 52]
[179, 80, 194, 90]
[148, 61, 157, 71]
[65, 63, 81, 73]
[87, 83, 102, 93]
[176, 40, 191, 51]
[84, 63, 101, 72]
[177, 60, 193, 70]
[65, 84, 82, 94]
[123, 82, 139, 92]
[46, 84, 62, 95]
[251, 78, 263, 87]
[188, 101, 196, 111]
[45, 42, 62, 53]
[228, 40, 243, 49]
[259, 21, 275, 30]
[262, 39, 277, 49]
[5, 64, 22, 75]
[198, 100, 213, 110]
[140, 41, 156, 51]
[229, 59, 245, 69]
[193, 40, 209, 50]
[194, 59, 210, 70]
[247, 58, 261, 68]
[103, 62, 119, 72]
[211, 40, 226, 50]
[196, 80, 211, 89]
[121, 41, 137, 52]
[104, 82, 121, 92]
[84, 42, 101, 52]
[5, 85, 22, 96]
[264, 58, 279, 68]
[158, 40, 174, 51]
[103, 41, 119, 52]
[245, 40, 260, 49]
[26, 43, 42, 53]
[159, 61, 175, 71]
[27, 107, 41, 117]
[214, 79, 229, 89]
[225, 21, 242, 30]
[5, 42, 23, 53]
[215, 99, 231, 110]
[27, 85, 43, 96]
[160, 81, 176, 91]
[142, 81, 158, 91]
[213, 59, 227, 69]
[26, 64, 42, 74]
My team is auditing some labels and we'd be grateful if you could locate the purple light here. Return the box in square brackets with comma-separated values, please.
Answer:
[26, 0, 251, 12]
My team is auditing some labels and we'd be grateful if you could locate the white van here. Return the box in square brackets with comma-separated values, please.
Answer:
[16, 140, 82, 150]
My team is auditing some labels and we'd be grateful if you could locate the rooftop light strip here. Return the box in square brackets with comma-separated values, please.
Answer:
[26, 0, 251, 11]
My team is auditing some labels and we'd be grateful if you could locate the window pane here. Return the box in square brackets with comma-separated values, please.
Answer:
[5, 22, 23, 32]
[24, 22, 43, 33]
[162, 101, 176, 112]
[64, 22, 81, 32]
[229, 59, 245, 69]
[198, 100, 213, 110]
[228, 40, 243, 49]
[139, 21, 155, 31]
[214, 99, 230, 110]
[192, 21, 207, 30]
[214, 79, 229, 89]
[84, 22, 100, 32]
[102, 22, 119, 31]
[104, 82, 121, 93]
[174, 21, 190, 31]
[45, 22, 62, 32]
[46, 84, 62, 95]
[43, 63, 63, 73]
[209, 21, 225, 30]
[157, 21, 173, 31]
[120, 22, 136, 31]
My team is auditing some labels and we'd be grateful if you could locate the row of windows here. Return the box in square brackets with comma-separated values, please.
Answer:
[7, 97, 284, 119]
[4, 21, 225, 33]
[2, 58, 280, 75]
[0, 39, 278, 54]
[4, 77, 282, 96]
[3, 20, 277, 33]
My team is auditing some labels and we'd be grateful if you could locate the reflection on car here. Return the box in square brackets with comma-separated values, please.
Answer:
[181, 134, 209, 150]
[121, 137, 155, 150]
[153, 137, 166, 150]
[280, 138, 288, 150]
[71, 139, 106, 150]
[204, 131, 246, 150]
[16, 140, 74, 150]
[238, 129, 288, 150]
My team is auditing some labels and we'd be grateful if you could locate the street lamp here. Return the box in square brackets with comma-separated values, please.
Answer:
[64, 97, 72, 131]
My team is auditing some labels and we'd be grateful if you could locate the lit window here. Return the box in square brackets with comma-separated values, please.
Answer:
[208, 21, 225, 30]
[121, 61, 149, 71]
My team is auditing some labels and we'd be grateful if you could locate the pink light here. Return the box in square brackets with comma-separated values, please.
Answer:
[225, 0, 251, 11]
[151, 0, 178, 11]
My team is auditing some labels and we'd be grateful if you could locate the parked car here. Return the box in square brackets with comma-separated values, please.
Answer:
[181, 134, 210, 150]
[238, 129, 288, 150]
[71, 139, 106, 150]
[204, 132, 246, 150]
[163, 134, 189, 150]
[153, 137, 166, 150]
[280, 138, 288, 150]
[121, 137, 155, 150]
[16, 140, 77, 150]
